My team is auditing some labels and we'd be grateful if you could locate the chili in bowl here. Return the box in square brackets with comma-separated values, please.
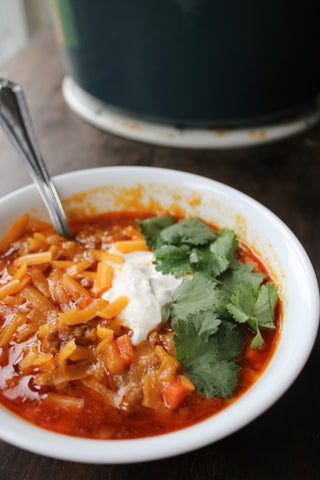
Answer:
[0, 167, 318, 463]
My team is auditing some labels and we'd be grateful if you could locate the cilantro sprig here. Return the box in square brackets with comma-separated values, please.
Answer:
[173, 313, 243, 399]
[137, 216, 278, 399]
[227, 283, 278, 349]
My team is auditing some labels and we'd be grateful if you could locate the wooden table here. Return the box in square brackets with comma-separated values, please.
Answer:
[0, 29, 319, 480]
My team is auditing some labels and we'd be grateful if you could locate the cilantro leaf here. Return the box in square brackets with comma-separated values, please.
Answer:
[189, 245, 229, 277]
[227, 283, 278, 349]
[254, 283, 278, 328]
[136, 216, 176, 249]
[174, 318, 243, 398]
[210, 228, 238, 264]
[186, 359, 241, 399]
[189, 229, 238, 277]
[160, 218, 217, 247]
[247, 320, 264, 350]
[226, 285, 264, 349]
[170, 272, 228, 322]
[154, 245, 192, 278]
[219, 262, 264, 296]
[172, 310, 221, 358]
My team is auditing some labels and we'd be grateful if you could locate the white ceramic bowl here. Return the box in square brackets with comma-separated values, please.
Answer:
[0, 166, 318, 463]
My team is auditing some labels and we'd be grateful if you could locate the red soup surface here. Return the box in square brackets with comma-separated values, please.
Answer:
[0, 212, 281, 439]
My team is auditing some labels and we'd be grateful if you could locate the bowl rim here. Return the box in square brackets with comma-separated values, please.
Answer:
[0, 166, 318, 464]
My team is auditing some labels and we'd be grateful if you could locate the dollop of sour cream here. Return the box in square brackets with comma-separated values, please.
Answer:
[102, 248, 182, 345]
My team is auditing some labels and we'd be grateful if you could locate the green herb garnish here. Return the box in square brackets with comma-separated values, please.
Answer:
[137, 216, 278, 399]
[159, 217, 217, 247]
[136, 216, 176, 249]
[170, 272, 228, 321]
[227, 283, 278, 349]
[173, 314, 243, 399]
[153, 245, 192, 278]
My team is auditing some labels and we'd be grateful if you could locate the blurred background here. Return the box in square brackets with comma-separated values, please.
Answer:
[0, 0, 49, 66]
[1, 0, 319, 137]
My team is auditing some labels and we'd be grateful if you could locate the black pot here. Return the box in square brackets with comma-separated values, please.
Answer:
[51, 0, 320, 126]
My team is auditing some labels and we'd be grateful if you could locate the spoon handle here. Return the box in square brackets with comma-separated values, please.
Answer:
[0, 79, 72, 238]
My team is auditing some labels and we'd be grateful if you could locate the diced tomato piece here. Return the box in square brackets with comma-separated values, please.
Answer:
[115, 334, 135, 367]
[77, 296, 94, 310]
[103, 341, 125, 374]
[104, 335, 135, 374]
[161, 375, 194, 410]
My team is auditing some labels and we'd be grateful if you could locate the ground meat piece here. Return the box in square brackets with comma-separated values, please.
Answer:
[159, 332, 176, 357]
[119, 385, 143, 413]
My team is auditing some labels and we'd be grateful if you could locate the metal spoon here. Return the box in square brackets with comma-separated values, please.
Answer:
[0, 78, 72, 238]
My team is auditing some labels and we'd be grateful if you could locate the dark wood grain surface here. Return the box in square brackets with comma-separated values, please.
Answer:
[0, 29, 319, 480]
